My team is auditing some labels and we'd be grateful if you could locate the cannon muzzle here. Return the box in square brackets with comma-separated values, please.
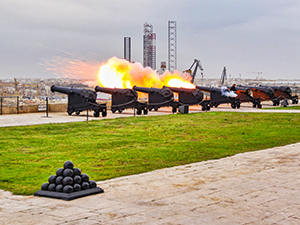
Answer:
[51, 85, 74, 94]
[195, 85, 218, 93]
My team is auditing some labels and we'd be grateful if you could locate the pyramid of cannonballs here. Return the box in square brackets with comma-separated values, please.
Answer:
[34, 161, 104, 201]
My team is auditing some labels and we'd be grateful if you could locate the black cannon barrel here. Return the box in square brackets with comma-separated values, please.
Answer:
[52, 85, 97, 101]
[95, 86, 138, 100]
[95, 86, 118, 95]
[51, 85, 82, 95]
[165, 86, 195, 93]
[51, 85, 71, 94]
[133, 86, 162, 93]
[95, 86, 138, 95]
[195, 86, 221, 93]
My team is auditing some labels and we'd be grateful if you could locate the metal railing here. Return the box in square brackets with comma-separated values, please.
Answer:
[0, 96, 20, 115]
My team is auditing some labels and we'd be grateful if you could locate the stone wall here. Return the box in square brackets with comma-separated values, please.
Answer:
[0, 103, 67, 115]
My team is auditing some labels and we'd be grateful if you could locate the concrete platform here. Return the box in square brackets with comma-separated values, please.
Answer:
[0, 104, 300, 224]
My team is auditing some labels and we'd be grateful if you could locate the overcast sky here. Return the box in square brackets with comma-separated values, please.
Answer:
[1, 0, 300, 80]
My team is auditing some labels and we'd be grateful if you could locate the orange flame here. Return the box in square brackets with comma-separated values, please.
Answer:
[98, 57, 196, 89]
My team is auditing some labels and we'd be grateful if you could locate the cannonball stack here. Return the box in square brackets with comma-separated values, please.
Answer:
[40, 161, 97, 193]
[34, 161, 104, 200]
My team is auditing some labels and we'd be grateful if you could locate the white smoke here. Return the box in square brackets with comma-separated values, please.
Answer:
[221, 86, 237, 98]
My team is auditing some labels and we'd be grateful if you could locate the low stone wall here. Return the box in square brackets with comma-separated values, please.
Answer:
[0, 103, 68, 115]
[48, 103, 67, 112]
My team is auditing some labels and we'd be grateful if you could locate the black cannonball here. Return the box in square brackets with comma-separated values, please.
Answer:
[48, 183, 56, 191]
[89, 180, 97, 188]
[81, 182, 89, 190]
[73, 183, 81, 192]
[73, 167, 81, 176]
[41, 183, 49, 190]
[48, 175, 57, 184]
[63, 161, 74, 169]
[56, 168, 64, 176]
[63, 176, 73, 185]
[63, 185, 74, 193]
[81, 174, 89, 182]
[73, 175, 82, 184]
[55, 176, 63, 185]
[56, 184, 63, 192]
[63, 168, 74, 177]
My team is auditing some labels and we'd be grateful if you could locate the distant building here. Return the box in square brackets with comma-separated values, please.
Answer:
[168, 21, 177, 72]
[124, 37, 131, 62]
[143, 23, 156, 70]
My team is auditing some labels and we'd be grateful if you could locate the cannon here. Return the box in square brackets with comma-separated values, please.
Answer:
[165, 86, 205, 110]
[230, 85, 262, 108]
[51, 85, 107, 117]
[95, 86, 148, 115]
[268, 86, 298, 105]
[196, 86, 241, 110]
[246, 86, 279, 105]
[255, 85, 298, 106]
[133, 86, 180, 113]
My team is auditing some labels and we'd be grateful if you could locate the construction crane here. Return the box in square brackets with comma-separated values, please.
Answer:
[183, 59, 204, 83]
[0, 78, 20, 96]
[219, 67, 227, 86]
[14, 78, 19, 92]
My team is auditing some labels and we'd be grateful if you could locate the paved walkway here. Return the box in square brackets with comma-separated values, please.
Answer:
[1, 103, 300, 127]
[0, 106, 300, 224]
[0, 109, 173, 127]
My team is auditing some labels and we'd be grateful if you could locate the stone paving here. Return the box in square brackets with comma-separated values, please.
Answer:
[0, 143, 300, 224]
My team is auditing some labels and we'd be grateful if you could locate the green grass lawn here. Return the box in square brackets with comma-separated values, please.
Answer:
[0, 112, 300, 195]
[262, 105, 300, 110]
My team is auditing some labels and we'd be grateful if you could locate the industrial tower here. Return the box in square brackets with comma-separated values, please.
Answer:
[143, 23, 156, 70]
[168, 21, 177, 72]
[124, 37, 131, 62]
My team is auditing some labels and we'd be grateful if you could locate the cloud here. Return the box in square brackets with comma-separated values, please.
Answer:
[1, 0, 300, 80]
